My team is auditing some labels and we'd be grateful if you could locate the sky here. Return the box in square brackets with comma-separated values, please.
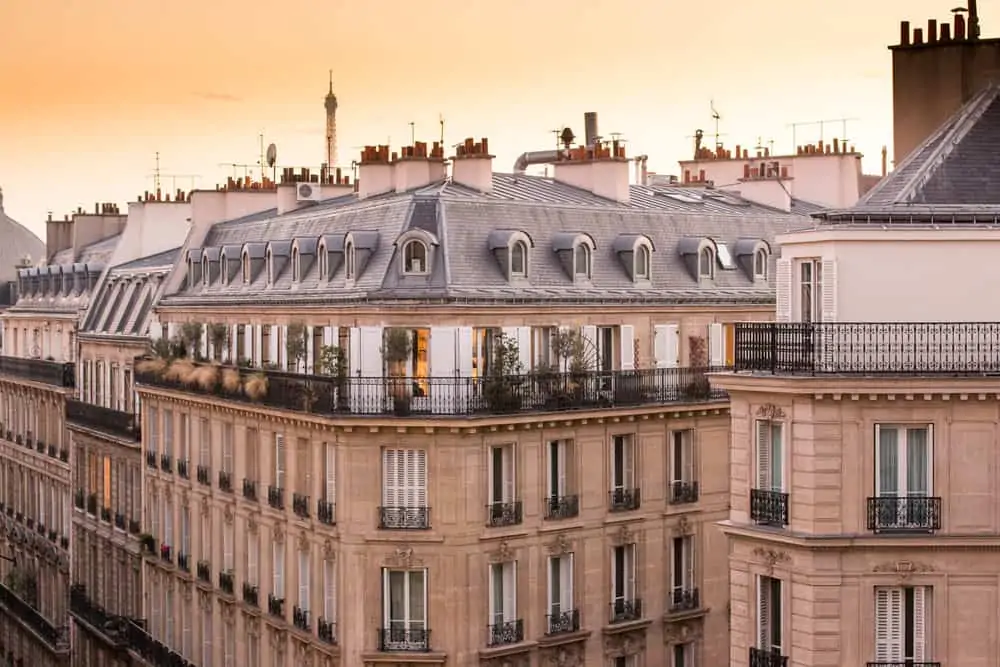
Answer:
[0, 0, 986, 240]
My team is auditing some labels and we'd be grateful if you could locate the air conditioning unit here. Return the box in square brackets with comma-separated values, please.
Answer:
[296, 183, 323, 202]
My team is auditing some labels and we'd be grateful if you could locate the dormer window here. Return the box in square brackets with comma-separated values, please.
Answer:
[754, 248, 768, 280]
[699, 245, 715, 280]
[242, 252, 250, 284]
[635, 244, 651, 280]
[510, 240, 527, 277]
[574, 244, 591, 279]
[345, 241, 356, 280]
[318, 242, 329, 279]
[403, 240, 428, 275]
[266, 248, 274, 285]
[291, 247, 300, 282]
[201, 257, 209, 286]
[187, 258, 195, 288]
[220, 253, 228, 286]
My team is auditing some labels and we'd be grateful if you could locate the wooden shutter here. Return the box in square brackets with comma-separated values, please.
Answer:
[489, 563, 501, 624]
[429, 327, 458, 376]
[502, 446, 515, 503]
[708, 323, 724, 367]
[298, 549, 310, 610]
[455, 327, 474, 376]
[163, 502, 173, 547]
[775, 259, 793, 322]
[757, 575, 770, 650]
[626, 544, 637, 600]
[912, 586, 927, 661]
[199, 419, 210, 467]
[272, 542, 284, 599]
[324, 443, 336, 502]
[405, 449, 427, 508]
[382, 449, 399, 507]
[547, 557, 557, 614]
[323, 558, 336, 620]
[181, 508, 190, 554]
[684, 536, 695, 589]
[247, 533, 258, 585]
[755, 420, 771, 489]
[503, 561, 517, 622]
[560, 554, 574, 609]
[821, 259, 837, 322]
[510, 327, 532, 371]
[229, 324, 238, 363]
[268, 326, 279, 366]
[274, 433, 285, 489]
[222, 425, 233, 473]
[874, 587, 903, 661]
[619, 325, 635, 371]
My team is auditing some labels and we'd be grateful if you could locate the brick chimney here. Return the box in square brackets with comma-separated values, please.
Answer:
[450, 137, 494, 192]
[393, 141, 446, 193]
[552, 140, 630, 204]
[357, 145, 394, 199]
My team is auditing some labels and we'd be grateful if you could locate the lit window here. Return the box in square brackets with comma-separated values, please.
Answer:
[574, 244, 590, 279]
[345, 241, 356, 280]
[403, 240, 428, 274]
[510, 241, 527, 277]
[698, 245, 714, 279]
[635, 245, 650, 280]
[291, 248, 300, 282]
[242, 252, 250, 284]
[754, 249, 768, 280]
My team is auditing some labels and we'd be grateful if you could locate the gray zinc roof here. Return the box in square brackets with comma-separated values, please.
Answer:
[81, 247, 180, 336]
[0, 190, 45, 283]
[160, 174, 813, 308]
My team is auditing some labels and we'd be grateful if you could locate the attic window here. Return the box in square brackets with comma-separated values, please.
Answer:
[318, 241, 328, 279]
[574, 244, 591, 279]
[635, 244, 651, 280]
[201, 257, 209, 286]
[754, 248, 768, 280]
[511, 240, 527, 277]
[242, 251, 250, 284]
[266, 248, 274, 285]
[220, 252, 228, 286]
[187, 258, 195, 288]
[345, 241, 356, 280]
[403, 239, 428, 275]
[699, 245, 715, 279]
[291, 247, 300, 282]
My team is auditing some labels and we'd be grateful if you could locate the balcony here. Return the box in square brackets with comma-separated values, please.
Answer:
[219, 470, 233, 492]
[317, 499, 336, 525]
[242, 583, 259, 607]
[609, 598, 643, 623]
[544, 494, 580, 520]
[197, 560, 212, 582]
[0, 581, 66, 650]
[70, 585, 125, 646]
[292, 605, 310, 631]
[140, 534, 156, 554]
[219, 571, 234, 595]
[546, 609, 580, 635]
[866, 496, 942, 533]
[267, 594, 284, 619]
[379, 506, 430, 530]
[734, 321, 1000, 376]
[65, 399, 140, 441]
[47, 444, 56, 458]
[100, 507, 111, 523]
[486, 501, 523, 527]
[866, 663, 941, 667]
[177, 459, 189, 479]
[488, 619, 524, 646]
[177, 553, 190, 572]
[73, 490, 84, 510]
[0, 355, 75, 388]
[196, 465, 210, 485]
[160, 544, 172, 564]
[242, 479, 258, 501]
[749, 647, 788, 667]
[135, 358, 728, 418]
[114, 512, 125, 530]
[160, 454, 172, 473]
[609, 488, 641, 512]
[292, 493, 309, 518]
[146, 451, 157, 468]
[60, 447, 69, 462]
[86, 493, 97, 515]
[750, 489, 789, 527]
[123, 617, 196, 667]
[318, 618, 337, 644]
[267, 485, 285, 510]
[128, 519, 140, 535]
[377, 627, 431, 652]
[667, 588, 701, 614]
[669, 480, 699, 505]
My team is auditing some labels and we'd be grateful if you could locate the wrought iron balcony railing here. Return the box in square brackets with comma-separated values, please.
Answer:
[177, 553, 190, 572]
[219, 571, 234, 595]
[196, 560, 211, 583]
[750, 489, 789, 527]
[73, 489, 84, 510]
[866, 496, 942, 533]
[488, 619, 524, 646]
[292, 493, 309, 518]
[866, 662, 941, 667]
[317, 499, 335, 525]
[218, 470, 233, 492]
[668, 587, 701, 614]
[610, 598, 643, 623]
[146, 451, 157, 468]
[86, 494, 97, 515]
[669, 480, 700, 505]
[749, 647, 788, 667]
[196, 465, 210, 485]
[292, 605, 310, 631]
[0, 581, 66, 650]
[160, 544, 172, 563]
[546, 609, 580, 635]
[267, 485, 285, 510]
[242, 479, 258, 501]
[0, 355, 75, 388]
[377, 627, 430, 652]
[135, 359, 728, 417]
[242, 583, 259, 607]
[318, 618, 337, 644]
[65, 399, 140, 441]
[160, 454, 172, 473]
[486, 500, 523, 527]
[267, 594, 284, 619]
[379, 506, 430, 530]
[177, 459, 189, 479]
[609, 488, 641, 512]
[544, 494, 580, 520]
[734, 321, 1000, 375]
[70, 585, 124, 646]
[123, 617, 196, 667]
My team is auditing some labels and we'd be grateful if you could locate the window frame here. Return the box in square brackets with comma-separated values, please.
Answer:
[874, 585, 929, 662]
[201, 256, 209, 286]
[634, 243, 651, 280]
[265, 248, 274, 285]
[510, 240, 527, 278]
[241, 251, 250, 284]
[382, 568, 428, 639]
[402, 239, 429, 275]
[753, 248, 768, 281]
[488, 560, 517, 626]
[291, 247, 301, 282]
[698, 244, 715, 280]
[345, 241, 356, 280]
[754, 419, 785, 492]
[573, 243, 591, 280]
[610, 434, 635, 492]
[874, 424, 933, 497]
[488, 443, 516, 505]
[797, 258, 822, 322]
[756, 574, 783, 654]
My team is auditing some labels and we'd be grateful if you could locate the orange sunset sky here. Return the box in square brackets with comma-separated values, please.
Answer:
[0, 0, 984, 241]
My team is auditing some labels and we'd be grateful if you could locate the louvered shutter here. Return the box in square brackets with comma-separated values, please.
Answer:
[323, 558, 336, 620]
[756, 421, 771, 489]
[247, 533, 258, 585]
[278, 325, 289, 370]
[273, 542, 284, 600]
[619, 325, 635, 370]
[324, 443, 336, 502]
[274, 433, 285, 489]
[407, 449, 427, 508]
[502, 446, 515, 503]
[223, 523, 233, 571]
[626, 544, 637, 600]
[382, 449, 397, 507]
[489, 564, 501, 625]
[757, 576, 770, 650]
[775, 259, 793, 322]
[199, 419, 210, 467]
[560, 554, 574, 609]
[503, 562, 517, 622]
[455, 327, 474, 377]
[298, 550, 310, 611]
[875, 587, 904, 661]
[912, 587, 927, 661]
[821, 259, 837, 322]
[267, 326, 279, 367]
[222, 426, 233, 473]
[708, 323, 724, 367]
[229, 324, 238, 363]
[684, 537, 695, 589]
[164, 502, 173, 547]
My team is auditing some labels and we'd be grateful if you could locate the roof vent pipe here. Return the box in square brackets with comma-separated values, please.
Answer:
[512, 149, 569, 176]
[584, 112, 599, 148]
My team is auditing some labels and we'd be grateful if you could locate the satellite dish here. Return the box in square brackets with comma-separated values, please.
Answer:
[266, 144, 277, 168]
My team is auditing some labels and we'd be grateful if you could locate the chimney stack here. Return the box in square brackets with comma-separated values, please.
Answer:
[451, 137, 495, 192]
[584, 112, 599, 148]
[900, 20, 911, 46]
[970, 0, 980, 39]
[357, 145, 394, 199]
[928, 18, 938, 43]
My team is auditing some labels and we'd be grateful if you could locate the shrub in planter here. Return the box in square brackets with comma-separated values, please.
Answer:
[221, 367, 242, 393]
[165, 359, 195, 383]
[189, 364, 220, 391]
[244, 373, 269, 401]
[483, 333, 524, 413]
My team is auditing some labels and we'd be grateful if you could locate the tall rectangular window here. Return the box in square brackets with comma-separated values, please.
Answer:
[381, 448, 428, 528]
[297, 549, 310, 612]
[757, 575, 783, 655]
[382, 569, 427, 650]
[611, 544, 637, 621]
[875, 425, 932, 498]
[272, 542, 284, 600]
[488, 561, 517, 627]
[546, 554, 574, 631]
[875, 586, 930, 663]
[670, 535, 695, 608]
[199, 418, 211, 467]
[147, 407, 159, 455]
[221, 423, 234, 474]
[273, 433, 285, 489]
[488, 444, 515, 505]
[755, 420, 785, 492]
[322, 557, 336, 622]
[797, 258, 822, 322]
[323, 442, 336, 503]
[163, 410, 174, 457]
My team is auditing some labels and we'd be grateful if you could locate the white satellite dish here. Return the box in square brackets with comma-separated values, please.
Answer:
[266, 143, 277, 168]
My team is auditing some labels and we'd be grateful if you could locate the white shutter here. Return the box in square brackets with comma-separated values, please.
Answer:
[359, 327, 384, 375]
[201, 609, 212, 666]
[150, 580, 162, 638]
[502, 446, 515, 503]
[488, 564, 500, 624]
[274, 433, 285, 489]
[775, 259, 793, 322]
[514, 327, 531, 372]
[323, 558, 336, 620]
[684, 537, 695, 589]
[182, 610, 192, 657]
[755, 420, 771, 489]
[708, 323, 724, 367]
[664, 324, 680, 368]
[229, 324, 238, 363]
[821, 259, 837, 322]
[247, 533, 258, 585]
[875, 587, 903, 661]
[560, 555, 574, 609]
[619, 325, 635, 371]
[503, 561, 517, 622]
[912, 586, 927, 660]
[223, 523, 233, 571]
[268, 326, 279, 367]
[382, 449, 398, 507]
[580, 326, 598, 370]
[324, 443, 336, 502]
[455, 327, 474, 376]
[298, 550, 309, 610]
[627, 544, 637, 600]
[405, 449, 427, 508]
[429, 327, 458, 413]
[278, 325, 289, 370]
[323, 326, 335, 349]
[200, 328, 209, 360]
[304, 326, 314, 373]
[272, 542, 284, 599]
[757, 576, 770, 650]
[252, 325, 262, 366]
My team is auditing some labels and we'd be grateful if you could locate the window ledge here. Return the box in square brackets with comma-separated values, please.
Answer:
[361, 650, 447, 664]
[603, 617, 652, 635]
[478, 639, 537, 660]
[662, 606, 709, 623]
[536, 628, 590, 649]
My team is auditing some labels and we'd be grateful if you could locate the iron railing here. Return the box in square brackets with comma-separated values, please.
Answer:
[750, 489, 789, 527]
[292, 605, 310, 631]
[379, 506, 430, 530]
[317, 499, 335, 525]
[546, 609, 580, 635]
[0, 355, 75, 388]
[610, 598, 643, 623]
[70, 585, 125, 646]
[135, 360, 728, 417]
[0, 581, 66, 650]
[609, 488, 641, 512]
[735, 322, 1000, 375]
[267, 594, 284, 619]
[292, 493, 309, 518]
[267, 485, 284, 510]
[486, 501, 523, 527]
[668, 588, 701, 614]
[378, 627, 431, 652]
[318, 618, 336, 644]
[669, 480, 700, 505]
[242, 583, 258, 606]
[488, 619, 524, 646]
[544, 495, 579, 520]
[750, 647, 788, 667]
[123, 617, 196, 667]
[219, 471, 233, 492]
[219, 571, 234, 595]
[65, 399, 139, 441]
[866, 496, 942, 533]
[196, 465, 211, 485]
[866, 663, 941, 667]
[242, 479, 258, 501]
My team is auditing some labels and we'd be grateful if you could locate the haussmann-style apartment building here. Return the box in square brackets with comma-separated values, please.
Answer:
[715, 83, 1000, 667]
[129, 127, 819, 667]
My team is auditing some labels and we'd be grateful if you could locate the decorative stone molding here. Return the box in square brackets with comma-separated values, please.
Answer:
[273, 525, 284, 544]
[247, 515, 257, 534]
[610, 524, 634, 547]
[672, 515, 693, 536]
[604, 629, 646, 657]
[221, 602, 235, 624]
[322, 539, 335, 561]
[542, 642, 584, 666]
[199, 590, 213, 611]
[181, 489, 190, 509]
[487, 541, 514, 564]
[243, 613, 260, 637]
[298, 531, 309, 552]
[269, 626, 287, 648]
[383, 546, 423, 569]
[201, 497, 211, 517]
[481, 653, 531, 667]
[663, 619, 704, 645]
[181, 583, 193, 601]
[753, 547, 790, 574]
[756, 404, 786, 420]
[872, 560, 934, 581]
[224, 504, 234, 525]
[546, 533, 573, 556]
[294, 641, 313, 665]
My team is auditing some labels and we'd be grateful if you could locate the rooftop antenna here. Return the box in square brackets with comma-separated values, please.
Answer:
[153, 152, 161, 192]
[551, 127, 564, 150]
[147, 153, 200, 191]
[439, 114, 445, 149]
[787, 117, 860, 149]
[257, 134, 265, 175]
[710, 100, 723, 148]
[688, 129, 705, 158]
[217, 163, 257, 181]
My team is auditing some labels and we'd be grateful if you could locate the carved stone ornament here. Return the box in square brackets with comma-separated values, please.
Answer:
[294, 642, 313, 664]
[546, 533, 573, 556]
[163, 487, 172, 502]
[199, 590, 213, 611]
[273, 525, 284, 544]
[543, 642, 584, 667]
[604, 629, 647, 657]
[487, 541, 514, 564]
[181, 583, 193, 601]
[756, 404, 786, 420]
[872, 560, 934, 580]
[298, 531, 309, 552]
[201, 497, 211, 518]
[611, 523, 634, 547]
[672, 515, 693, 536]
[269, 626, 286, 648]
[247, 515, 257, 534]
[481, 653, 531, 667]
[244, 614, 259, 637]
[753, 547, 791, 574]
[384, 546, 423, 569]
[181, 489, 190, 509]
[224, 504, 234, 525]
[221, 602, 235, 624]
[663, 619, 704, 645]
[322, 539, 335, 561]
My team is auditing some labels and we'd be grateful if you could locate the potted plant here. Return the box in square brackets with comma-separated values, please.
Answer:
[681, 372, 713, 402]
[208, 323, 230, 362]
[285, 322, 307, 373]
[244, 372, 269, 402]
[180, 322, 204, 360]
[482, 333, 524, 413]
[546, 329, 588, 409]
[382, 328, 412, 416]
[319, 344, 349, 410]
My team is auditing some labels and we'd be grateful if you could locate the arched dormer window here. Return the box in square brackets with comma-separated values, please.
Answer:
[698, 245, 715, 279]
[201, 257, 209, 286]
[242, 251, 250, 284]
[187, 257, 195, 288]
[635, 244, 651, 280]
[317, 241, 328, 279]
[754, 247, 768, 280]
[510, 240, 527, 277]
[291, 247, 300, 282]
[220, 252, 228, 286]
[345, 241, 356, 280]
[265, 248, 274, 285]
[403, 239, 428, 275]
[574, 243, 591, 279]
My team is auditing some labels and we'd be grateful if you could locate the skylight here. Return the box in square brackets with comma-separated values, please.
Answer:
[664, 192, 703, 204]
[715, 241, 737, 270]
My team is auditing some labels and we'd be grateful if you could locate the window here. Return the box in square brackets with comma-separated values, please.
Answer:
[165, 585, 175, 646]
[875, 586, 930, 663]
[875, 425, 931, 498]
[669, 430, 696, 502]
[755, 420, 784, 492]
[487, 444, 517, 526]
[596, 326, 614, 372]
[261, 326, 271, 365]
[272, 542, 285, 600]
[672, 644, 695, 667]
[274, 433, 286, 490]
[381, 449, 428, 528]
[488, 561, 517, 636]
[345, 241, 355, 280]
[546, 554, 575, 632]
[265, 249, 274, 285]
[323, 557, 336, 622]
[756, 575, 783, 656]
[510, 240, 527, 277]
[798, 258, 822, 322]
[187, 259, 196, 288]
[318, 244, 328, 280]
[220, 253, 228, 286]
[472, 327, 500, 378]
[382, 569, 427, 649]
[246, 530, 258, 586]
[221, 423, 233, 474]
[241, 252, 250, 284]
[754, 248, 768, 280]
[199, 418, 210, 468]
[634, 244, 650, 280]
[670, 536, 695, 609]
[223, 520, 234, 572]
[201, 605, 212, 666]
[291, 247, 300, 282]
[402, 240, 428, 274]
[545, 440, 577, 519]
[609, 435, 637, 511]
[202, 257, 209, 286]
[223, 621, 235, 667]
[573, 243, 590, 278]
[610, 544, 637, 619]
[247, 635, 258, 667]
[297, 549, 310, 612]
[698, 245, 714, 279]
[181, 507, 191, 557]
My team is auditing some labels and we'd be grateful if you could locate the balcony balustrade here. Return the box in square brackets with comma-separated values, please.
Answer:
[218, 471, 233, 492]
[750, 489, 789, 527]
[317, 499, 335, 525]
[544, 495, 580, 520]
[486, 500, 523, 527]
[545, 609, 580, 635]
[378, 506, 430, 530]
[750, 647, 788, 667]
[669, 480, 700, 505]
[0, 355, 75, 388]
[866, 496, 942, 533]
[668, 588, 701, 614]
[609, 487, 641, 512]
[377, 627, 430, 652]
[292, 493, 309, 518]
[487, 619, 524, 646]
[66, 399, 140, 441]
[609, 598, 643, 623]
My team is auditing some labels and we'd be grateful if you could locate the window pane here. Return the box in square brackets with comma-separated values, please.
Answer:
[879, 428, 899, 495]
[906, 428, 928, 495]
[408, 571, 425, 624]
